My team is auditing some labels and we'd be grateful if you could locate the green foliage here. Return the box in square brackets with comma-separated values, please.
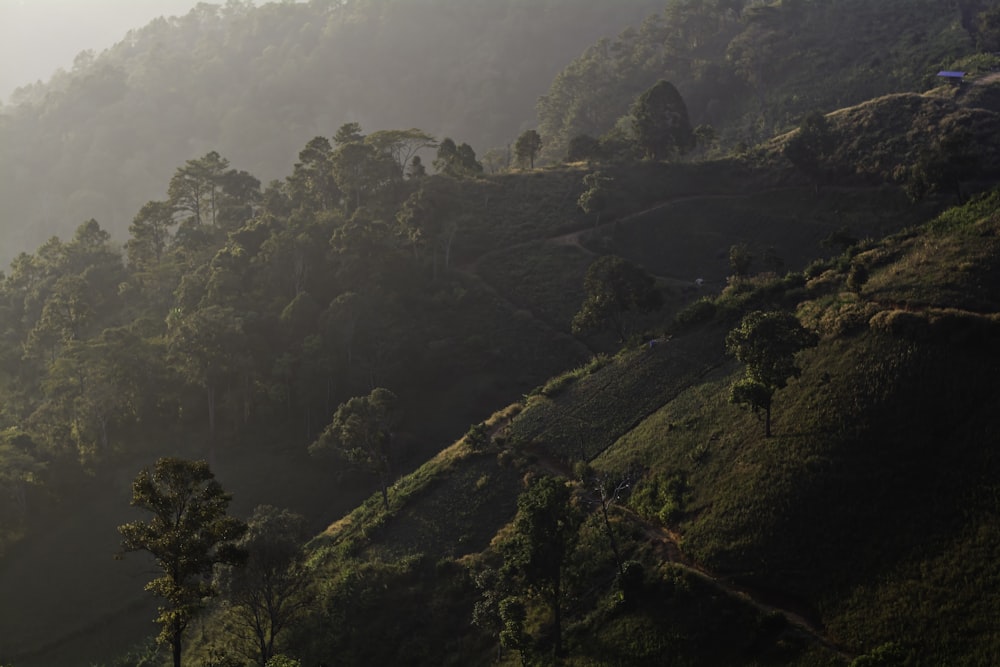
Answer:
[783, 110, 835, 181]
[572, 255, 663, 342]
[499, 475, 583, 658]
[217, 505, 311, 666]
[514, 129, 543, 169]
[535, 354, 612, 399]
[1, 0, 665, 262]
[849, 642, 912, 667]
[630, 79, 694, 160]
[434, 138, 484, 178]
[461, 423, 488, 452]
[117, 457, 247, 667]
[630, 472, 689, 525]
[728, 242, 754, 277]
[904, 125, 981, 203]
[726, 310, 817, 436]
[539, 0, 972, 160]
[310, 388, 399, 510]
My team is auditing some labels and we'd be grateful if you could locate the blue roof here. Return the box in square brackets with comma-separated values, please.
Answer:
[937, 71, 966, 77]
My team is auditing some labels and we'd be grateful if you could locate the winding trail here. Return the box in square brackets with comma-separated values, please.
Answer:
[459, 183, 896, 661]
[518, 438, 852, 660]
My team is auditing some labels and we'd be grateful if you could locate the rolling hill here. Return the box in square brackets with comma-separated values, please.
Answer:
[4, 1, 1000, 665]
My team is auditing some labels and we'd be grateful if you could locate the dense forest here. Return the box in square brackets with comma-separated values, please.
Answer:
[0, 0, 664, 265]
[4, 0, 1000, 665]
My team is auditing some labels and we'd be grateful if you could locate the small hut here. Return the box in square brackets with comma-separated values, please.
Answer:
[937, 70, 966, 85]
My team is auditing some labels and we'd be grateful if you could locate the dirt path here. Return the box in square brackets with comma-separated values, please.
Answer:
[510, 435, 852, 661]
[463, 183, 882, 660]
[634, 517, 851, 660]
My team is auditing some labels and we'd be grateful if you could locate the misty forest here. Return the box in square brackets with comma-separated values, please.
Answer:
[4, 0, 1000, 665]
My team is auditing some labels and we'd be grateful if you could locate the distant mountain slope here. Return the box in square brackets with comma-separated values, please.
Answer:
[0, 0, 664, 265]
[537, 0, 980, 159]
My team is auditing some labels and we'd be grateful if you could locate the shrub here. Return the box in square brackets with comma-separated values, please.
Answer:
[630, 472, 690, 524]
[465, 422, 490, 450]
[617, 560, 646, 605]
[869, 309, 930, 340]
[674, 297, 717, 329]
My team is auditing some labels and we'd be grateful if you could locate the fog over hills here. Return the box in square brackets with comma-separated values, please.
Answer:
[0, 0, 201, 102]
[0, 0, 663, 267]
[3, 1, 1000, 665]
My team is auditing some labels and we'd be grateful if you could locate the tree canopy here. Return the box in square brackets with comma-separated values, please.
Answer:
[118, 457, 247, 667]
[631, 79, 694, 160]
[309, 387, 400, 509]
[725, 310, 817, 437]
[572, 255, 663, 342]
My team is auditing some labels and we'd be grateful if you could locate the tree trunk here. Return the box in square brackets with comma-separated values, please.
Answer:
[172, 623, 183, 667]
[600, 498, 624, 577]
[207, 385, 217, 466]
[552, 579, 563, 657]
[379, 477, 389, 511]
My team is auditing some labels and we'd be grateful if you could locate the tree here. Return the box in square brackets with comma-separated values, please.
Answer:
[783, 110, 835, 186]
[514, 129, 543, 169]
[630, 79, 694, 160]
[976, 7, 1000, 51]
[904, 127, 980, 204]
[167, 305, 252, 462]
[577, 170, 612, 227]
[725, 310, 817, 437]
[118, 457, 247, 667]
[728, 242, 754, 278]
[333, 121, 364, 147]
[217, 505, 311, 667]
[331, 141, 396, 211]
[365, 128, 437, 178]
[407, 155, 427, 179]
[396, 178, 461, 279]
[287, 136, 340, 212]
[0, 429, 45, 543]
[500, 476, 582, 658]
[309, 387, 399, 509]
[481, 146, 511, 174]
[572, 255, 663, 342]
[127, 200, 177, 271]
[168, 151, 232, 227]
[433, 137, 483, 177]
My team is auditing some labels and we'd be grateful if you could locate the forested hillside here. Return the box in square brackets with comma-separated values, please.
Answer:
[0, 0, 663, 265]
[4, 0, 1000, 665]
[537, 0, 990, 159]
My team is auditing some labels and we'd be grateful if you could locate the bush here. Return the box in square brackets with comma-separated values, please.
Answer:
[674, 297, 717, 329]
[465, 422, 490, 450]
[266, 656, 302, 667]
[617, 560, 646, 604]
[869, 309, 930, 340]
[630, 472, 689, 524]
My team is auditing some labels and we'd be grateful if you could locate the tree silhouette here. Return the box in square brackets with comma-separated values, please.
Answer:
[118, 457, 246, 667]
[572, 255, 663, 342]
[310, 387, 399, 509]
[725, 310, 817, 437]
[630, 80, 694, 160]
[514, 129, 543, 169]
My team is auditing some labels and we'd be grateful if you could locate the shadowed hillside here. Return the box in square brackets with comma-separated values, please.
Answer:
[4, 1, 1000, 665]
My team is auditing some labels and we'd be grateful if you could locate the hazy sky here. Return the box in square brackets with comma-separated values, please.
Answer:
[0, 0, 202, 103]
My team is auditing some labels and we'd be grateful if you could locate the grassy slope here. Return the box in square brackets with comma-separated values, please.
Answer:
[593, 193, 1000, 662]
[19, 83, 1000, 664]
[269, 183, 1000, 664]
